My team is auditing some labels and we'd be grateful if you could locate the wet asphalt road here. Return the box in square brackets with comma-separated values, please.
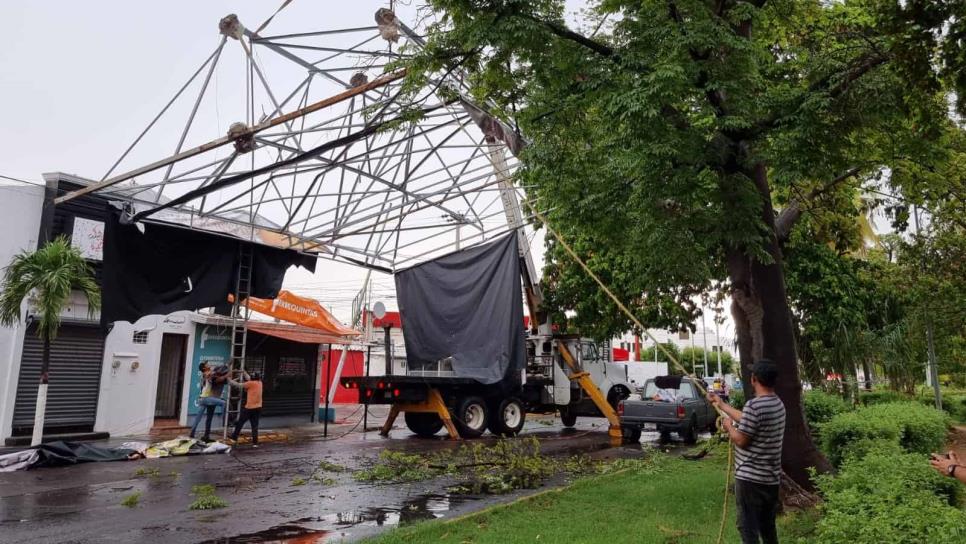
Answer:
[0, 411, 701, 544]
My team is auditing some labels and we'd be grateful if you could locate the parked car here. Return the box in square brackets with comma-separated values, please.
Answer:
[617, 376, 717, 443]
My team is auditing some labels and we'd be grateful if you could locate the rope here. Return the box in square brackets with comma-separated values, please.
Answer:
[521, 194, 734, 544]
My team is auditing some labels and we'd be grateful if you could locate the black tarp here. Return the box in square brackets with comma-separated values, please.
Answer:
[394, 234, 525, 385]
[101, 211, 316, 325]
[32, 441, 136, 468]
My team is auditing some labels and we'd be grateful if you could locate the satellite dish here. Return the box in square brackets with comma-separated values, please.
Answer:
[372, 301, 387, 320]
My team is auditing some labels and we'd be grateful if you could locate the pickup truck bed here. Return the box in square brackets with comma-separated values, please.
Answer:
[618, 377, 716, 444]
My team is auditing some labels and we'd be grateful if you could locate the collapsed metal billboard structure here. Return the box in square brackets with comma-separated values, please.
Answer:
[57, 8, 532, 273]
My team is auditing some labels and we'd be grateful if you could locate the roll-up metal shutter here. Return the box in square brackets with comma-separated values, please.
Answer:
[12, 323, 105, 434]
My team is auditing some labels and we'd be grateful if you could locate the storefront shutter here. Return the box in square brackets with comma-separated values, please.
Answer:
[12, 323, 105, 434]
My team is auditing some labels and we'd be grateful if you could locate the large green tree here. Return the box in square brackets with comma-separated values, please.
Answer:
[402, 0, 966, 486]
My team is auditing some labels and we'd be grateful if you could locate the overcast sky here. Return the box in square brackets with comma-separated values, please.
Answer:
[0, 2, 733, 342]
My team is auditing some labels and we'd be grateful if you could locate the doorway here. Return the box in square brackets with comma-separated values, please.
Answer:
[155, 333, 188, 420]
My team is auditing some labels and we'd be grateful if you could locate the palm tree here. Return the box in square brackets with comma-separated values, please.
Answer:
[0, 236, 100, 446]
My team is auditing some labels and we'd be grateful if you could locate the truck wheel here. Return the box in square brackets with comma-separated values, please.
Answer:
[681, 418, 698, 444]
[454, 396, 488, 438]
[488, 397, 526, 437]
[404, 412, 444, 438]
[560, 409, 577, 428]
[621, 426, 642, 444]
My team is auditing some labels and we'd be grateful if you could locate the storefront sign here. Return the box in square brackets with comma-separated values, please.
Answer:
[187, 324, 231, 416]
[70, 217, 104, 261]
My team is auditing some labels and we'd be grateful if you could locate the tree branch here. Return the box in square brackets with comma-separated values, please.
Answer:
[516, 13, 616, 59]
[776, 166, 862, 242]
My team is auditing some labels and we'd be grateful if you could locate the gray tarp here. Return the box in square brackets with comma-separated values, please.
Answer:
[394, 234, 525, 385]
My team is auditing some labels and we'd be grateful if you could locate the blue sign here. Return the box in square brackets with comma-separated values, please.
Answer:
[187, 323, 231, 417]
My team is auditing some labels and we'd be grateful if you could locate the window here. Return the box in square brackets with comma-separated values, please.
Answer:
[580, 343, 598, 362]
[678, 382, 697, 399]
[132, 331, 149, 344]
[678, 330, 690, 340]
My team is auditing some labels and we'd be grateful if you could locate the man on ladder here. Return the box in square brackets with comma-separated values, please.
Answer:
[709, 360, 785, 544]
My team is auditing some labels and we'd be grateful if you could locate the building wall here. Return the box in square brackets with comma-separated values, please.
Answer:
[94, 312, 197, 436]
[0, 183, 45, 441]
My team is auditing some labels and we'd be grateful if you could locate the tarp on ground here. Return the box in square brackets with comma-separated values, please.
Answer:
[101, 210, 316, 325]
[394, 234, 525, 385]
[0, 438, 230, 472]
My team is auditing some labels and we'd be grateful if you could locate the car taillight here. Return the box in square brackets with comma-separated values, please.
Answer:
[365, 389, 373, 398]
[393, 388, 401, 397]
[617, 400, 624, 416]
[676, 405, 686, 419]
[377, 381, 385, 389]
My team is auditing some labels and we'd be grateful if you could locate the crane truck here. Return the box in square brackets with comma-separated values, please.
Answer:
[342, 144, 630, 443]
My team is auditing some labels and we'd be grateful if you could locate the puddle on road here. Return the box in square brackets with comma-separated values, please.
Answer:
[196, 524, 327, 543]
[211, 493, 472, 543]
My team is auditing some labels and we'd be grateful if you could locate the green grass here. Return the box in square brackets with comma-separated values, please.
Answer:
[367, 453, 746, 543]
[365, 451, 815, 544]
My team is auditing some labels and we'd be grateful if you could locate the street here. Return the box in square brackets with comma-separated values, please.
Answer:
[0, 411, 699, 544]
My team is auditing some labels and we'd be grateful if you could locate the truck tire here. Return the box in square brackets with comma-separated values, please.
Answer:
[488, 397, 526, 437]
[454, 396, 489, 438]
[681, 417, 698, 444]
[560, 409, 577, 428]
[621, 425, 642, 444]
[404, 412, 444, 438]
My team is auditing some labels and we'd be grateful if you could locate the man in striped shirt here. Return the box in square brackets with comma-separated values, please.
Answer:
[709, 360, 785, 544]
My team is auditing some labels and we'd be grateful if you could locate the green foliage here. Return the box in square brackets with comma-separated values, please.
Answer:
[188, 484, 228, 510]
[821, 402, 949, 466]
[133, 467, 160, 478]
[120, 492, 141, 508]
[355, 439, 596, 495]
[803, 390, 851, 435]
[353, 450, 436, 483]
[928, 394, 966, 424]
[0, 236, 100, 342]
[316, 460, 345, 472]
[637, 343, 681, 367]
[679, 346, 734, 376]
[812, 447, 966, 544]
[858, 390, 906, 406]
[729, 389, 746, 410]
[290, 477, 306, 486]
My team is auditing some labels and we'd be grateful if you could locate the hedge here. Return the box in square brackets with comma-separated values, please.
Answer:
[857, 390, 906, 406]
[803, 390, 850, 434]
[921, 394, 966, 424]
[821, 401, 949, 467]
[812, 446, 966, 544]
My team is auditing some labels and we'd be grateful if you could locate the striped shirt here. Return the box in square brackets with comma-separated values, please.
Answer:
[734, 394, 785, 485]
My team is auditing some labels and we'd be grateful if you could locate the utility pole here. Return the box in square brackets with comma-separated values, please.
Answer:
[701, 312, 709, 376]
[715, 317, 722, 376]
[913, 206, 942, 410]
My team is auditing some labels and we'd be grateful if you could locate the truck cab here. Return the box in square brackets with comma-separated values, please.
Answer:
[534, 336, 632, 427]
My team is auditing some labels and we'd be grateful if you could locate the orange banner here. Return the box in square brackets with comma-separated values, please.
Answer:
[229, 290, 360, 336]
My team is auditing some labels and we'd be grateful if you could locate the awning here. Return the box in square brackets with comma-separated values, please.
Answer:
[246, 321, 352, 345]
[612, 347, 630, 362]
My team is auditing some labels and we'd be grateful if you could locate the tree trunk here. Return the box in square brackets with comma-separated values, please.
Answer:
[30, 336, 51, 447]
[727, 163, 833, 490]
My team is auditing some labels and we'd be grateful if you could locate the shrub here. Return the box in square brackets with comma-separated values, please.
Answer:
[858, 390, 906, 406]
[922, 394, 966, 424]
[813, 447, 966, 543]
[803, 390, 851, 433]
[821, 402, 949, 466]
[729, 389, 745, 410]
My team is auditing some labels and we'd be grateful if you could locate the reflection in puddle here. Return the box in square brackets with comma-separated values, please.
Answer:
[211, 493, 470, 543]
[196, 524, 327, 543]
[322, 493, 464, 528]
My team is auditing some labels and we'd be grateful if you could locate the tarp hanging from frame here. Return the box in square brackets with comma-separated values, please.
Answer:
[394, 234, 525, 385]
[101, 210, 316, 326]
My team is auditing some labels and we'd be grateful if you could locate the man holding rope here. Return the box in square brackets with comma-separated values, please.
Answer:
[709, 360, 785, 544]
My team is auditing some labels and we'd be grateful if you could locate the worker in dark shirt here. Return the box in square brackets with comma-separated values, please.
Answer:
[189, 363, 229, 443]
[709, 360, 786, 544]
